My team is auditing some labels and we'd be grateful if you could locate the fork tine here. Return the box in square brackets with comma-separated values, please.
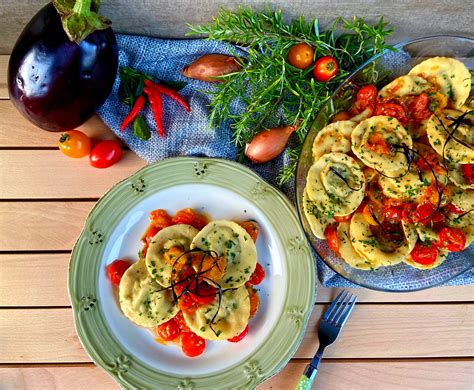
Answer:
[323, 290, 348, 322]
[328, 290, 352, 324]
[335, 294, 357, 328]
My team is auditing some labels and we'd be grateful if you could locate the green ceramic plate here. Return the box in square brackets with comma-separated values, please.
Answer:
[69, 157, 315, 389]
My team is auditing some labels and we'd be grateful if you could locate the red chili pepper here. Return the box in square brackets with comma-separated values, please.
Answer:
[144, 86, 164, 137]
[120, 95, 145, 132]
[153, 83, 191, 112]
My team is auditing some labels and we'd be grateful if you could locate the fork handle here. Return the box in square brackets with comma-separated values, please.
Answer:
[295, 365, 318, 390]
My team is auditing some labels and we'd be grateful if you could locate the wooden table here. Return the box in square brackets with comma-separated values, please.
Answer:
[0, 54, 473, 389]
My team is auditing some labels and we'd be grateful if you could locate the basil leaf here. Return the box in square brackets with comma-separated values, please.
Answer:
[133, 116, 151, 140]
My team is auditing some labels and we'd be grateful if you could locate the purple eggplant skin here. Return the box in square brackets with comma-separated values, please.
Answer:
[8, 3, 118, 132]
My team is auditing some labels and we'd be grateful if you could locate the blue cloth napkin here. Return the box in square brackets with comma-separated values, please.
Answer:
[98, 34, 473, 288]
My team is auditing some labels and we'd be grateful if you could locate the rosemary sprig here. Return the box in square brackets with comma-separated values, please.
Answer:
[188, 7, 395, 185]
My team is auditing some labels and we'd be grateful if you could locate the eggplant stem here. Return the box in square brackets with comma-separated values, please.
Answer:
[73, 0, 92, 15]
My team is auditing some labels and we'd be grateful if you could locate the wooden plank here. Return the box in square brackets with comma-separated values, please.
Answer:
[0, 151, 145, 199]
[1, 361, 473, 390]
[1, 253, 473, 307]
[0, 56, 8, 98]
[0, 202, 94, 251]
[0, 100, 116, 146]
[1, 305, 472, 363]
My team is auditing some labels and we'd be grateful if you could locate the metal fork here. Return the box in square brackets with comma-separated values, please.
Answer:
[296, 290, 358, 390]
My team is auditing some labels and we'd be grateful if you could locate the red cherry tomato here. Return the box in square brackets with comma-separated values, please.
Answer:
[334, 214, 352, 223]
[374, 103, 408, 125]
[156, 318, 180, 341]
[246, 284, 260, 318]
[58, 130, 91, 158]
[150, 209, 173, 229]
[106, 259, 132, 286]
[287, 43, 314, 69]
[172, 208, 208, 230]
[383, 206, 402, 222]
[409, 92, 432, 122]
[324, 226, 340, 256]
[461, 164, 474, 184]
[356, 85, 378, 110]
[89, 140, 122, 168]
[181, 332, 206, 357]
[178, 293, 200, 314]
[413, 202, 435, 224]
[410, 242, 438, 265]
[444, 203, 465, 215]
[313, 56, 339, 82]
[228, 325, 249, 343]
[189, 282, 217, 305]
[248, 263, 265, 285]
[142, 223, 160, 244]
[438, 227, 466, 252]
[174, 312, 190, 332]
[239, 221, 259, 242]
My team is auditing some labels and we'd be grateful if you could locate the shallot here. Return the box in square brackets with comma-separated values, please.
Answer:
[182, 54, 241, 82]
[245, 124, 298, 164]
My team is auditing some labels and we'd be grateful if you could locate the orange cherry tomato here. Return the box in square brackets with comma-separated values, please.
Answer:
[313, 56, 339, 82]
[172, 208, 208, 230]
[58, 130, 91, 158]
[324, 225, 340, 256]
[355, 85, 378, 110]
[438, 227, 466, 252]
[334, 214, 352, 223]
[228, 325, 249, 343]
[189, 281, 217, 305]
[332, 111, 351, 122]
[374, 103, 407, 125]
[248, 263, 265, 285]
[239, 221, 259, 242]
[106, 259, 132, 286]
[181, 332, 206, 357]
[287, 43, 314, 69]
[89, 140, 122, 168]
[178, 293, 200, 314]
[149, 209, 173, 229]
[156, 318, 180, 341]
[410, 242, 438, 265]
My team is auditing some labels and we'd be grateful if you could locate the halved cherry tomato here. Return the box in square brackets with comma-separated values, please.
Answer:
[402, 203, 416, 223]
[172, 208, 208, 230]
[248, 263, 265, 285]
[287, 43, 314, 69]
[444, 203, 465, 215]
[189, 282, 217, 305]
[89, 140, 122, 168]
[239, 221, 259, 242]
[228, 325, 249, 343]
[438, 227, 466, 252]
[383, 206, 402, 223]
[174, 311, 190, 332]
[324, 226, 340, 256]
[408, 92, 432, 122]
[313, 56, 339, 82]
[413, 202, 435, 224]
[332, 111, 351, 122]
[374, 103, 407, 125]
[356, 85, 378, 110]
[181, 332, 206, 357]
[461, 164, 474, 184]
[142, 223, 160, 244]
[106, 259, 132, 286]
[150, 209, 173, 229]
[156, 318, 180, 341]
[58, 130, 91, 158]
[178, 293, 200, 314]
[410, 242, 438, 265]
[334, 214, 352, 223]
[246, 284, 260, 318]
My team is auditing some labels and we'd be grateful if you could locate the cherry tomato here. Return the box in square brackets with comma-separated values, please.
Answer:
[356, 85, 378, 110]
[156, 318, 180, 341]
[401, 203, 416, 223]
[228, 325, 249, 343]
[374, 103, 407, 125]
[444, 203, 465, 215]
[413, 202, 435, 224]
[332, 111, 351, 122]
[89, 140, 122, 168]
[150, 209, 173, 229]
[313, 56, 339, 82]
[58, 130, 91, 158]
[246, 284, 260, 318]
[409, 92, 432, 122]
[178, 293, 200, 314]
[410, 242, 438, 265]
[239, 221, 259, 242]
[172, 209, 208, 230]
[461, 164, 474, 184]
[324, 225, 340, 256]
[106, 259, 132, 286]
[174, 312, 190, 332]
[181, 332, 206, 357]
[383, 206, 402, 222]
[287, 43, 314, 69]
[248, 263, 265, 285]
[142, 223, 160, 244]
[438, 227, 466, 252]
[334, 214, 352, 223]
[189, 282, 217, 305]
[367, 132, 391, 155]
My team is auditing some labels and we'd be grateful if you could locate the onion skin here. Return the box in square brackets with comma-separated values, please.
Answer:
[182, 54, 241, 82]
[245, 125, 297, 164]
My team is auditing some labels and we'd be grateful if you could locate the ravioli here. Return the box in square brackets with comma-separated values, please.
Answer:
[336, 222, 372, 270]
[350, 213, 417, 268]
[183, 285, 250, 340]
[449, 212, 474, 248]
[404, 248, 449, 270]
[408, 57, 471, 109]
[302, 190, 334, 239]
[351, 116, 413, 175]
[191, 221, 257, 289]
[312, 120, 356, 159]
[448, 164, 474, 189]
[119, 260, 178, 327]
[306, 152, 365, 217]
[145, 224, 199, 287]
[378, 75, 431, 98]
[451, 187, 474, 212]
[426, 109, 474, 164]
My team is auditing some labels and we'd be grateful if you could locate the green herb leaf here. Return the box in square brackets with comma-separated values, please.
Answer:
[133, 115, 151, 140]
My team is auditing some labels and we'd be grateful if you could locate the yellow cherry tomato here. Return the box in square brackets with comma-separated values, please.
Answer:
[287, 43, 314, 69]
[58, 130, 91, 158]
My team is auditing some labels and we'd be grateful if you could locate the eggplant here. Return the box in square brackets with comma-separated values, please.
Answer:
[8, 1, 118, 132]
